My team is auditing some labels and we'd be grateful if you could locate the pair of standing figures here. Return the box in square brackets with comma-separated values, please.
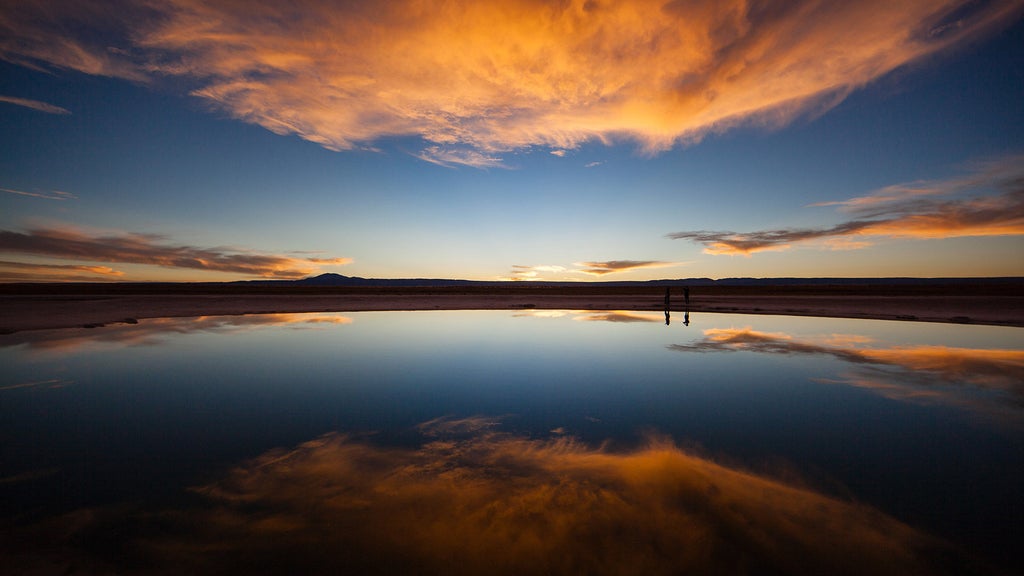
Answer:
[664, 287, 690, 326]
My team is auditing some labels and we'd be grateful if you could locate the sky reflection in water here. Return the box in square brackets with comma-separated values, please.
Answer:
[1, 310, 1021, 574]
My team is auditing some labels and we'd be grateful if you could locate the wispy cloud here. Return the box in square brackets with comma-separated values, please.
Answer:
[575, 260, 681, 276]
[0, 227, 352, 279]
[415, 146, 508, 169]
[0, 1, 148, 81]
[2, 1, 1018, 164]
[508, 264, 569, 281]
[0, 95, 69, 114]
[669, 155, 1024, 255]
[1, 187, 76, 200]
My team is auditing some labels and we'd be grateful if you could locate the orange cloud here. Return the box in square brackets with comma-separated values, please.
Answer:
[0, 227, 352, 279]
[2, 1, 1019, 165]
[669, 155, 1024, 254]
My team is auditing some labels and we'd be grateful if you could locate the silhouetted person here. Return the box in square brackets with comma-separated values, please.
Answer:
[683, 286, 690, 307]
[684, 310, 690, 326]
[665, 310, 671, 325]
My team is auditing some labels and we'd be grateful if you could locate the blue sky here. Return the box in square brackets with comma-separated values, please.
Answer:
[1, 1, 1022, 282]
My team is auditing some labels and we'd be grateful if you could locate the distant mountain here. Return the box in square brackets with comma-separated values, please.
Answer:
[293, 273, 381, 286]
[290, 273, 488, 287]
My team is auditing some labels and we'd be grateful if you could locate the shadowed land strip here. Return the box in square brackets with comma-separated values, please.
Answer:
[1, 282, 1022, 333]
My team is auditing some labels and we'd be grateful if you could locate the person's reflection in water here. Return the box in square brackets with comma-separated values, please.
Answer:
[664, 287, 671, 325]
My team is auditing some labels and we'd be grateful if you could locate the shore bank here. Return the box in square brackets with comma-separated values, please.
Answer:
[2, 283, 1022, 333]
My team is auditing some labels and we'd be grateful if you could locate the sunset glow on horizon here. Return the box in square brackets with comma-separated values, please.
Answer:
[2, 0, 1022, 282]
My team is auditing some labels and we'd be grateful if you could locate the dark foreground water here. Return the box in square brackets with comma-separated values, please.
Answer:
[2, 310, 1022, 575]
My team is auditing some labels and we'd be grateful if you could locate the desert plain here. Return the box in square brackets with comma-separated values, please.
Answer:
[2, 281, 1022, 334]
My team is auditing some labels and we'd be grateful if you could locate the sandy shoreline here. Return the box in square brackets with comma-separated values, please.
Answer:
[2, 286, 1023, 333]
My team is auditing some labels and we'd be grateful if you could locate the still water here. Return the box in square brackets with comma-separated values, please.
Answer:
[2, 310, 1022, 574]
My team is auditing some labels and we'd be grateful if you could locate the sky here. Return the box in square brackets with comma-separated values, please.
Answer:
[1, 0, 1022, 282]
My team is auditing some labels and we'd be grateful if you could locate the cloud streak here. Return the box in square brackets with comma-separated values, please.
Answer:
[0, 378, 72, 392]
[1, 187, 76, 200]
[0, 259, 123, 282]
[0, 227, 351, 279]
[575, 260, 681, 276]
[509, 260, 681, 280]
[0, 95, 70, 114]
[669, 155, 1024, 254]
[1, 1, 1019, 164]
[508, 264, 571, 281]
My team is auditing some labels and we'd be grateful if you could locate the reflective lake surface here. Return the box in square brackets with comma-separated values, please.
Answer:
[2, 310, 1022, 574]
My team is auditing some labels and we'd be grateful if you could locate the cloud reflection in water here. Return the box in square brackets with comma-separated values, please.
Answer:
[0, 313, 354, 355]
[514, 309, 666, 323]
[116, 417, 961, 575]
[574, 310, 666, 323]
[671, 327, 1024, 422]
